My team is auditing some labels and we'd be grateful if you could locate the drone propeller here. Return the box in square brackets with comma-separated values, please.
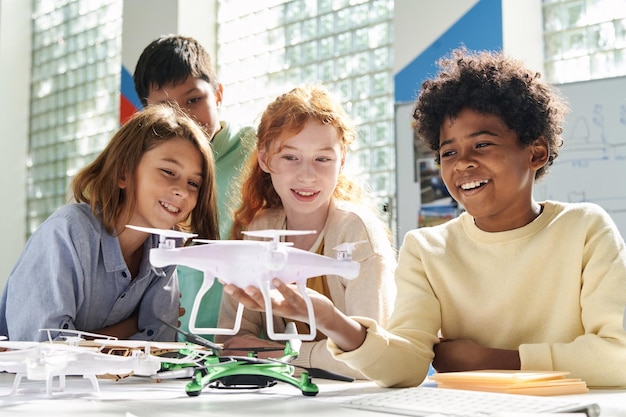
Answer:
[333, 240, 367, 260]
[158, 319, 223, 351]
[242, 230, 315, 260]
[242, 229, 315, 242]
[333, 240, 367, 253]
[125, 225, 197, 240]
[192, 239, 294, 246]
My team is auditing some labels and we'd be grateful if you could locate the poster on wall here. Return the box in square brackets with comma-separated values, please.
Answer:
[414, 137, 459, 227]
[396, 103, 461, 241]
[392, 0, 504, 240]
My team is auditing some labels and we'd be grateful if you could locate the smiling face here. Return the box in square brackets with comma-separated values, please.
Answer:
[438, 108, 548, 232]
[146, 76, 223, 141]
[258, 119, 344, 229]
[122, 137, 203, 231]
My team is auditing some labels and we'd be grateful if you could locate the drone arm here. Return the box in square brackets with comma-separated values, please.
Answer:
[261, 281, 317, 341]
[188, 272, 245, 335]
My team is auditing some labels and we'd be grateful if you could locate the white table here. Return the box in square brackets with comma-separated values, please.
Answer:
[1, 372, 625, 416]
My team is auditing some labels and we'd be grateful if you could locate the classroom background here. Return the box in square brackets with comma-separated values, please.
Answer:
[1, 0, 625, 289]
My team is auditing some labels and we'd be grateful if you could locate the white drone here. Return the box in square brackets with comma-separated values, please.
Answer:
[126, 225, 362, 341]
[0, 329, 211, 396]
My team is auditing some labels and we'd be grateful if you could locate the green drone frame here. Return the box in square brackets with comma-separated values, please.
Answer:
[185, 344, 319, 396]
[156, 320, 352, 396]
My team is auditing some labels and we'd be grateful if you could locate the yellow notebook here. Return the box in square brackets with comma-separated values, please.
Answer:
[429, 370, 589, 396]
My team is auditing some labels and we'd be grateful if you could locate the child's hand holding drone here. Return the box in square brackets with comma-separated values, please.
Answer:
[222, 278, 332, 324]
[222, 278, 366, 352]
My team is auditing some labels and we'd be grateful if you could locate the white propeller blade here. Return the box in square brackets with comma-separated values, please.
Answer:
[193, 239, 293, 246]
[242, 229, 315, 240]
[126, 225, 197, 240]
[333, 240, 367, 253]
[333, 240, 368, 261]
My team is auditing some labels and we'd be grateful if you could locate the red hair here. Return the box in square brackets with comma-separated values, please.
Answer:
[231, 85, 362, 238]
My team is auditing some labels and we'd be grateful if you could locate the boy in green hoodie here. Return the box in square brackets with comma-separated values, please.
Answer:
[134, 35, 255, 340]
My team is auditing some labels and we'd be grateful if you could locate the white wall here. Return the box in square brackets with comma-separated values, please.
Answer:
[393, 0, 476, 75]
[502, 0, 543, 73]
[122, 0, 217, 76]
[0, 0, 31, 288]
[392, 0, 543, 74]
[393, 0, 544, 241]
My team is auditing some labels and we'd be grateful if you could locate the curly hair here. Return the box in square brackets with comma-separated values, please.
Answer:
[71, 103, 219, 240]
[412, 47, 570, 180]
[230, 84, 363, 239]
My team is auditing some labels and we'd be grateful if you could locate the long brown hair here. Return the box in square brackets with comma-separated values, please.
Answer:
[71, 103, 219, 240]
[231, 85, 362, 239]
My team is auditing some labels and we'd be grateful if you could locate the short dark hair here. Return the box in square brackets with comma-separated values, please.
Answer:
[133, 35, 219, 107]
[412, 47, 570, 180]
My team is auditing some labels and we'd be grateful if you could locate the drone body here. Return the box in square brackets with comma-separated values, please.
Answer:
[0, 325, 353, 398]
[152, 322, 353, 397]
[150, 239, 359, 288]
[185, 345, 319, 397]
[127, 226, 361, 341]
[0, 329, 211, 396]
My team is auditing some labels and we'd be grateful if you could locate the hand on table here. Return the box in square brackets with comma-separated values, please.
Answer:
[433, 338, 520, 372]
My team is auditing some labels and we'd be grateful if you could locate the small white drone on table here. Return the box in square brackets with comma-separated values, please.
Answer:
[126, 225, 362, 341]
[0, 329, 211, 396]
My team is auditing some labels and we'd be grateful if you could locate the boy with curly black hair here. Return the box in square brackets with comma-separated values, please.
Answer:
[222, 47, 626, 388]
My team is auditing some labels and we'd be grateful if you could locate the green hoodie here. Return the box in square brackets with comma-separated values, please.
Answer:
[177, 121, 255, 340]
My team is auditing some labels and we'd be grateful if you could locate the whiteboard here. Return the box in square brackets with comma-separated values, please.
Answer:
[535, 76, 626, 237]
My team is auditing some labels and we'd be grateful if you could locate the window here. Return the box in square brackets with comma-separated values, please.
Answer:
[543, 0, 626, 83]
[28, 0, 122, 235]
[216, 0, 395, 227]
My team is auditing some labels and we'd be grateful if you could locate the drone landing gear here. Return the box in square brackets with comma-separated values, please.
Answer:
[11, 372, 100, 396]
